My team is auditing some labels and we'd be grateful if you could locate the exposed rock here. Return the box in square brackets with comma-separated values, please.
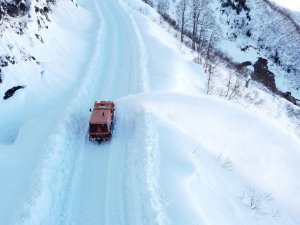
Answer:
[236, 61, 252, 70]
[240, 45, 258, 52]
[0, 0, 29, 20]
[3, 86, 25, 100]
[0, 60, 8, 67]
[0, 56, 9, 67]
[279, 91, 299, 106]
[252, 57, 277, 92]
[5, 55, 15, 64]
[221, 0, 250, 15]
[0, 55, 16, 67]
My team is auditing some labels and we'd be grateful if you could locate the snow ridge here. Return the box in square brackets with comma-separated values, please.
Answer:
[119, 0, 169, 224]
[144, 111, 169, 225]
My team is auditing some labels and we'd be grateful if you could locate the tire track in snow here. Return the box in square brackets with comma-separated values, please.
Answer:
[118, 0, 150, 93]
[119, 1, 169, 224]
[16, 1, 106, 224]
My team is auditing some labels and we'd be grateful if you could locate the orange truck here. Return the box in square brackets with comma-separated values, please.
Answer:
[89, 101, 115, 143]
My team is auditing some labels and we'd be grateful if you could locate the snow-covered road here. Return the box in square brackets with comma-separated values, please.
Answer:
[15, 0, 165, 224]
[60, 0, 161, 224]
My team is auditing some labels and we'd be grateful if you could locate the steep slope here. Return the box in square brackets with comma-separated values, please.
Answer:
[0, 0, 93, 224]
[218, 0, 300, 96]
[152, 0, 300, 99]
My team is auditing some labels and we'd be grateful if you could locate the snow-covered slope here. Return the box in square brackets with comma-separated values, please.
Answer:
[0, 0, 92, 144]
[272, 0, 300, 12]
[0, 0, 300, 224]
[153, 0, 300, 99]
[0, 0, 93, 224]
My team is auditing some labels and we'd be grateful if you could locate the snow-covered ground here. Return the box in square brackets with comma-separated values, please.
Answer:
[272, 0, 300, 12]
[1, 0, 300, 225]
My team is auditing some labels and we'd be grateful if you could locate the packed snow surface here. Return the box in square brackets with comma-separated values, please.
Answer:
[0, 0, 300, 225]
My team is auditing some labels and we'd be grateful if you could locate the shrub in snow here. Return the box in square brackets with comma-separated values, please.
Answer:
[285, 104, 300, 120]
[217, 153, 234, 170]
[243, 91, 264, 106]
[240, 187, 280, 218]
[157, 0, 169, 15]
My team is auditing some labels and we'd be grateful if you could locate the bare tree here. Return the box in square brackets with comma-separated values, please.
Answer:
[176, 0, 189, 43]
[223, 73, 233, 98]
[157, 0, 170, 16]
[204, 28, 218, 69]
[203, 28, 221, 95]
[189, 0, 209, 50]
[205, 62, 216, 95]
[197, 9, 215, 57]
[228, 76, 242, 100]
[190, 0, 200, 50]
[222, 72, 243, 100]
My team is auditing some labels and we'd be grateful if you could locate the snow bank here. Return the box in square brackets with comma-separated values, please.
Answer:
[0, 1, 93, 224]
[117, 1, 300, 222]
[118, 92, 300, 224]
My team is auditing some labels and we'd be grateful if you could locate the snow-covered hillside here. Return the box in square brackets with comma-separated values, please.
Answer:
[1, 0, 300, 225]
[272, 0, 300, 12]
[0, 0, 92, 144]
[0, 0, 93, 224]
[150, 0, 300, 100]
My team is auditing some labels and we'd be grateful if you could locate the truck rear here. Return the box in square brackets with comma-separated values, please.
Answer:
[89, 101, 115, 143]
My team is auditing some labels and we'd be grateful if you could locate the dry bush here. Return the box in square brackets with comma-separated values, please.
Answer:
[218, 152, 233, 170]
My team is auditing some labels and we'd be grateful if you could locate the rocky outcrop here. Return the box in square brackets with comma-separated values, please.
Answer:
[252, 57, 277, 92]
[236, 61, 252, 70]
[0, 0, 29, 20]
[3, 85, 25, 100]
[279, 91, 299, 106]
[252, 58, 299, 106]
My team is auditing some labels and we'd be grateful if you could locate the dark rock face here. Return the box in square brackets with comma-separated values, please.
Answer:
[3, 86, 25, 100]
[0, 58, 8, 67]
[279, 91, 299, 106]
[252, 58, 299, 106]
[0, 55, 16, 84]
[236, 61, 252, 70]
[221, 0, 251, 17]
[252, 57, 277, 92]
[0, 0, 29, 20]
